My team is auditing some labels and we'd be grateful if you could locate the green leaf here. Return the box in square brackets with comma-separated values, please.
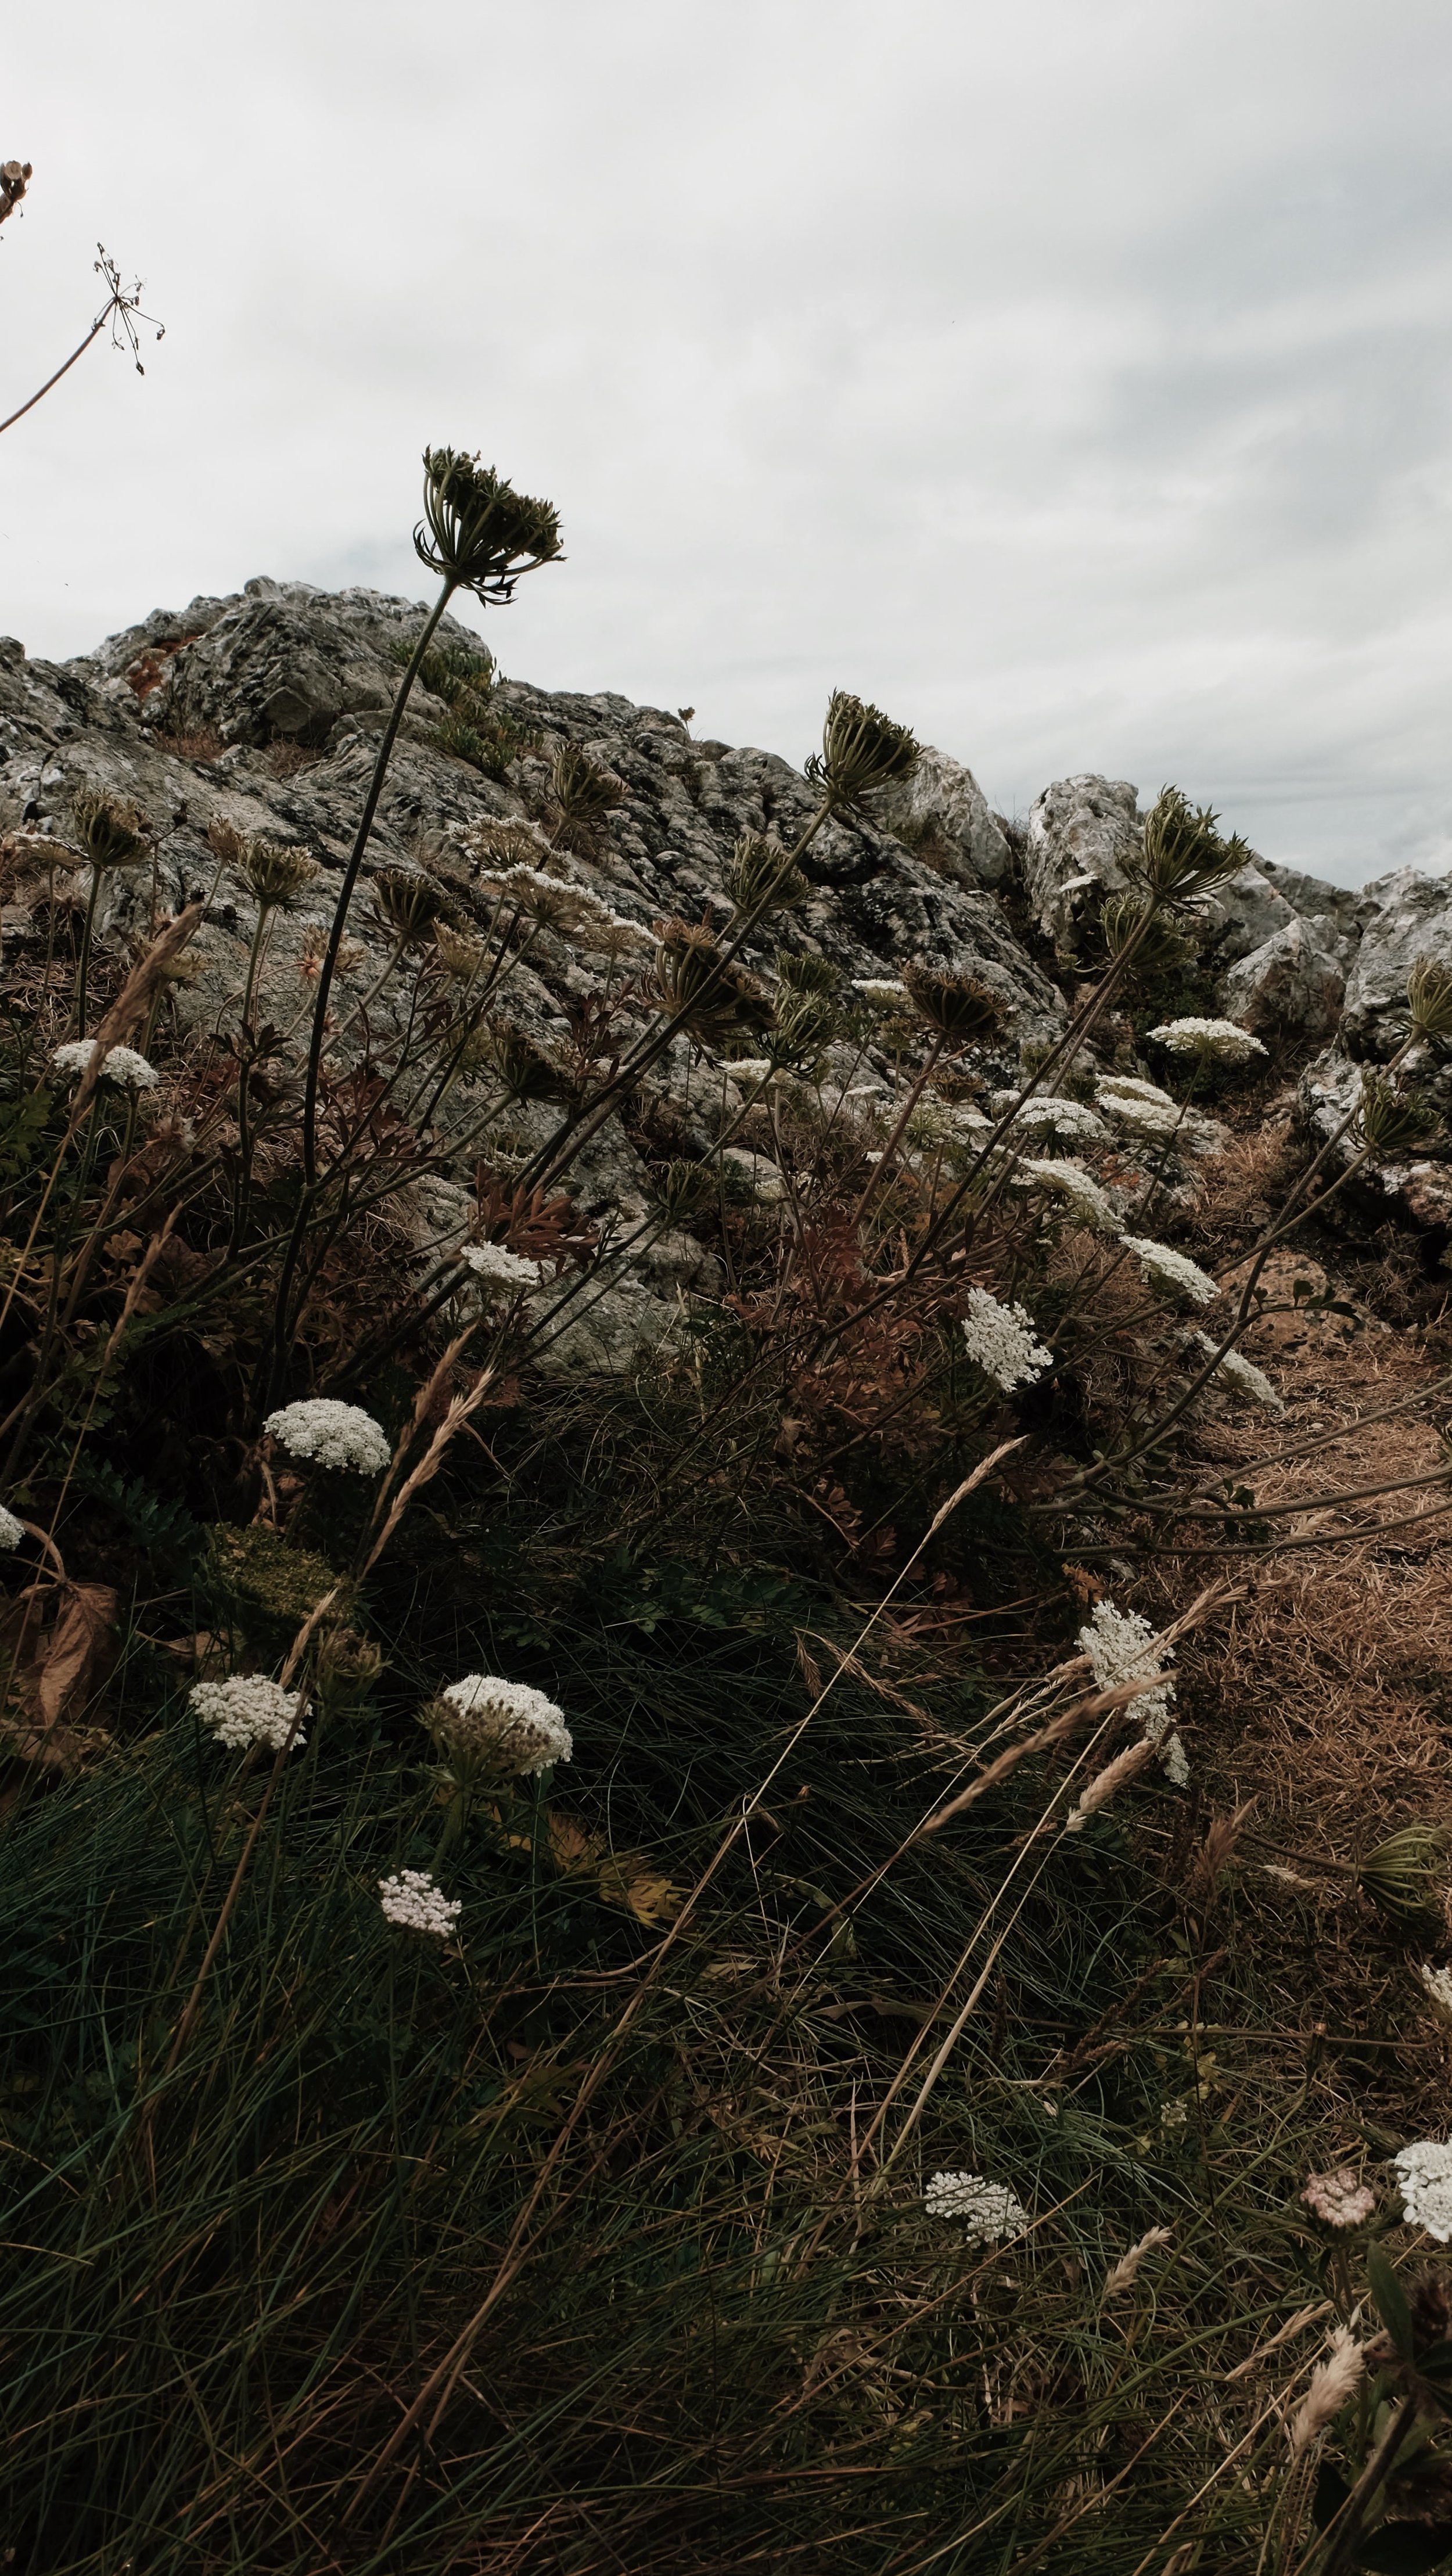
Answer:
[1370, 2244, 1417, 2361]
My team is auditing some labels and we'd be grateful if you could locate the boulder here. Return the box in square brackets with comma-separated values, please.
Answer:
[158, 580, 476, 748]
[1219, 916, 1346, 1037]
[1340, 867, 1452, 1058]
[872, 743, 1012, 889]
[1023, 774, 1141, 953]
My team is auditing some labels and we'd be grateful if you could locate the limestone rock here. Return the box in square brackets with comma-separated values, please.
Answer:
[872, 743, 1012, 889]
[1219, 916, 1346, 1037]
[1340, 867, 1452, 1059]
[1024, 775, 1141, 954]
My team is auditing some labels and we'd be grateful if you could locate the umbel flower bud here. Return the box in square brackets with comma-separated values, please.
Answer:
[239, 839, 318, 911]
[653, 922, 774, 1046]
[370, 865, 454, 943]
[1099, 890, 1196, 978]
[900, 962, 1004, 1050]
[1356, 1077, 1431, 1159]
[72, 788, 148, 872]
[1407, 955, 1452, 1047]
[414, 449, 563, 604]
[1358, 1825, 1448, 1924]
[724, 834, 810, 922]
[1134, 786, 1251, 901]
[806, 690, 919, 814]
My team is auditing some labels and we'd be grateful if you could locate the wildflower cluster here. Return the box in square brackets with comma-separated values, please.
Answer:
[458, 1241, 545, 1291]
[993, 1093, 1108, 1144]
[1302, 2167, 1376, 2229]
[437, 1673, 573, 1775]
[378, 1869, 462, 1938]
[960, 1286, 1053, 1392]
[189, 1676, 307, 1754]
[1395, 2138, 1452, 2240]
[1015, 1159, 1118, 1231]
[923, 2172, 1030, 2241]
[1148, 1017, 1267, 1064]
[264, 1400, 392, 1476]
[1079, 1598, 1188, 1780]
[51, 1040, 158, 1091]
[1119, 1234, 1220, 1307]
[1192, 1332, 1283, 1411]
[0, 1505, 22, 1552]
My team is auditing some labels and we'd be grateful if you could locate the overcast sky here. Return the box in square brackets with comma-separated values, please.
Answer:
[6, 1, 1452, 886]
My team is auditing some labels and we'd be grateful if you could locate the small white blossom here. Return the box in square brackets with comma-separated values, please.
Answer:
[923, 2172, 1030, 2242]
[1395, 2138, 1452, 2241]
[1015, 1158, 1118, 1231]
[1161, 1730, 1192, 1788]
[438, 1673, 573, 1776]
[1097, 1090, 1185, 1138]
[264, 1399, 392, 1475]
[1419, 1963, 1452, 2017]
[458, 1241, 545, 1291]
[378, 1868, 462, 1939]
[1079, 1598, 1177, 1741]
[1119, 1234, 1220, 1307]
[1149, 1017, 1267, 1064]
[852, 978, 908, 1004]
[51, 1039, 159, 1091]
[0, 1503, 23, 1551]
[1096, 1074, 1178, 1110]
[190, 1675, 307, 1753]
[961, 1285, 1053, 1392]
[991, 1093, 1108, 1144]
[1191, 1332, 1284, 1412]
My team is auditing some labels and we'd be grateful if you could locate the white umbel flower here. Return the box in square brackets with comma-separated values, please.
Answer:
[1119, 1234, 1220, 1307]
[458, 1241, 545, 1291]
[1015, 1158, 1118, 1232]
[1148, 1018, 1267, 1064]
[991, 1093, 1108, 1144]
[189, 1675, 307, 1753]
[1418, 1963, 1452, 2017]
[264, 1399, 392, 1475]
[51, 1039, 159, 1091]
[852, 977, 908, 1004]
[1097, 1074, 1178, 1109]
[1079, 1598, 1176, 1741]
[0, 1504, 23, 1551]
[378, 1868, 462, 1938]
[961, 1286, 1053, 1392]
[1097, 1091, 1185, 1138]
[1395, 2138, 1452, 2241]
[438, 1673, 573, 1775]
[1191, 1332, 1284, 1413]
[923, 2172, 1030, 2243]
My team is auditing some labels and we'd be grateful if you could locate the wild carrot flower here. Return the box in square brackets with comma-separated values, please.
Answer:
[51, 1039, 158, 1091]
[1289, 2327, 1363, 2453]
[1395, 2139, 1452, 2240]
[1119, 1235, 1220, 1307]
[264, 1399, 391, 1475]
[1095, 1091, 1185, 1138]
[923, 2172, 1030, 2241]
[960, 1286, 1053, 1392]
[1079, 1598, 1176, 1740]
[1096, 1074, 1178, 1109]
[458, 1241, 545, 1291]
[851, 978, 908, 1005]
[437, 1673, 572, 1775]
[0, 1504, 22, 1551]
[1148, 1017, 1267, 1064]
[189, 1675, 307, 1752]
[992, 1093, 1108, 1144]
[378, 1868, 462, 1938]
[1302, 2168, 1376, 2229]
[1419, 1963, 1452, 2016]
[1191, 1331, 1284, 1412]
[1015, 1158, 1118, 1231]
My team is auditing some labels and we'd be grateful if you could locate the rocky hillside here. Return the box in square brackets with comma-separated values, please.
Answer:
[6, 574, 1447, 1266]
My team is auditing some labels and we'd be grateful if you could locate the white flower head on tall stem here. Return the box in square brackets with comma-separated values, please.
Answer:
[51, 1039, 159, 1092]
[0, 1504, 23, 1552]
[1119, 1235, 1220, 1308]
[991, 1093, 1108, 1145]
[436, 1673, 572, 1776]
[264, 1399, 392, 1476]
[189, 1675, 307, 1753]
[1079, 1597, 1176, 1741]
[1015, 1159, 1118, 1233]
[1395, 2139, 1452, 2241]
[379, 1869, 462, 1938]
[961, 1286, 1052, 1393]
[1192, 1332, 1284, 1413]
[923, 2172, 1030, 2243]
[1148, 1018, 1267, 1065]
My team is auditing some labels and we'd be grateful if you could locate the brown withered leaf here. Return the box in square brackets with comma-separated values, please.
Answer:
[1, 1579, 118, 1767]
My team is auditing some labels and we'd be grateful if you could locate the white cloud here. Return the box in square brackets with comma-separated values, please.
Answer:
[5, 0, 1452, 884]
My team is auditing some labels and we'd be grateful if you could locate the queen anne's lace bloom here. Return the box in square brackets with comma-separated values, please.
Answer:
[1148, 1017, 1267, 1064]
[378, 1869, 462, 1938]
[851, 978, 908, 1004]
[438, 1673, 573, 1775]
[1097, 1090, 1185, 1138]
[961, 1286, 1053, 1392]
[458, 1241, 545, 1291]
[1097, 1075, 1178, 1109]
[993, 1093, 1108, 1143]
[190, 1675, 307, 1752]
[1395, 2139, 1452, 2240]
[924, 2172, 1030, 2241]
[1119, 1234, 1220, 1307]
[264, 1399, 391, 1475]
[1015, 1158, 1118, 1231]
[1192, 1332, 1284, 1412]
[1079, 1598, 1177, 1747]
[1302, 2167, 1377, 2229]
[0, 1504, 23, 1551]
[1419, 1963, 1452, 2015]
[51, 1039, 158, 1091]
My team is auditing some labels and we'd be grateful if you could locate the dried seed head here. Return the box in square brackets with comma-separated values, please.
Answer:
[371, 866, 453, 943]
[724, 834, 810, 921]
[239, 838, 318, 910]
[1357, 1077, 1432, 1159]
[1358, 1825, 1448, 1924]
[414, 450, 563, 603]
[900, 962, 1004, 1049]
[1408, 955, 1452, 1046]
[1135, 786, 1252, 900]
[73, 788, 148, 872]
[807, 689, 919, 814]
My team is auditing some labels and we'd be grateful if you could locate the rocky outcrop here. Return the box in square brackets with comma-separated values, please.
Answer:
[871, 743, 1012, 890]
[1023, 774, 1142, 955]
[1220, 916, 1346, 1039]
